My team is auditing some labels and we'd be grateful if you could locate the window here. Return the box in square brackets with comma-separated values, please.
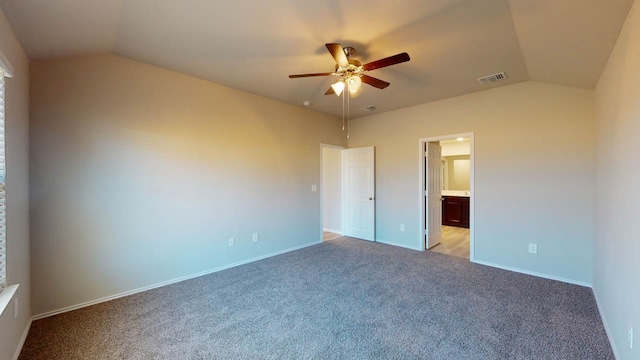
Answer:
[0, 68, 5, 290]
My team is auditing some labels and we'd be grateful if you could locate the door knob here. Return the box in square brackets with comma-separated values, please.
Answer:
[369, 197, 374, 200]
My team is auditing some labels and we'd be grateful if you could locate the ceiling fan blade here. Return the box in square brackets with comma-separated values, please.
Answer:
[362, 52, 410, 71]
[289, 72, 333, 78]
[361, 75, 390, 89]
[325, 87, 335, 95]
[326, 43, 349, 67]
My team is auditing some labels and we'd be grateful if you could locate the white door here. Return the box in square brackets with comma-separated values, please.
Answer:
[342, 147, 375, 241]
[425, 142, 442, 249]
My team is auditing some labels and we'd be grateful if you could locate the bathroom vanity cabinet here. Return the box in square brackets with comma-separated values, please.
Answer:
[442, 196, 469, 228]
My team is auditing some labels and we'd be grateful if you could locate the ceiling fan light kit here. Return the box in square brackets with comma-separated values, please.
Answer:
[346, 75, 363, 97]
[289, 43, 410, 137]
[331, 80, 346, 96]
[289, 43, 410, 98]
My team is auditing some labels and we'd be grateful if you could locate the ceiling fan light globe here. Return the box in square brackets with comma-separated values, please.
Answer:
[349, 84, 363, 98]
[347, 75, 362, 91]
[331, 81, 345, 96]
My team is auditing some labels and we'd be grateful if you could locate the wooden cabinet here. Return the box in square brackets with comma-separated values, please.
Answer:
[442, 196, 469, 228]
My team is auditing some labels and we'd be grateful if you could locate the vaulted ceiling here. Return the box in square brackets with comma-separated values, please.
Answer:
[0, 0, 634, 118]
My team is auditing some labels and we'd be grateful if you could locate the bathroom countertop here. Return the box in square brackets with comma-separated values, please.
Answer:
[441, 190, 470, 197]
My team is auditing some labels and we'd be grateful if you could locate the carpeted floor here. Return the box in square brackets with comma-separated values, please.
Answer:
[19, 237, 613, 359]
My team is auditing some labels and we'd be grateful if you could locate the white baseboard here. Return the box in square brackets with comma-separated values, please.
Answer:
[322, 228, 342, 234]
[471, 259, 592, 288]
[12, 317, 32, 360]
[33, 240, 322, 320]
[375, 238, 423, 251]
[592, 286, 620, 360]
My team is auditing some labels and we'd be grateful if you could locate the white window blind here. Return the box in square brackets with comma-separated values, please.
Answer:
[0, 68, 6, 290]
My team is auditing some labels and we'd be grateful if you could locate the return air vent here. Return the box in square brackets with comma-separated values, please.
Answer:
[477, 72, 507, 84]
[360, 105, 378, 111]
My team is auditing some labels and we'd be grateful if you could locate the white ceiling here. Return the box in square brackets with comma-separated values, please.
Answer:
[0, 0, 634, 119]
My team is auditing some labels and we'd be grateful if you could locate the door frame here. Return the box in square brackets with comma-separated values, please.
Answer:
[425, 142, 443, 249]
[418, 133, 475, 260]
[320, 143, 345, 242]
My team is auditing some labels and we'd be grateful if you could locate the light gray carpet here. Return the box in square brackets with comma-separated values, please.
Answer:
[19, 237, 613, 359]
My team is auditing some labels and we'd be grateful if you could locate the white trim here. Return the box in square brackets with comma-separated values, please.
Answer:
[320, 144, 347, 149]
[472, 259, 592, 288]
[375, 238, 422, 251]
[12, 317, 32, 360]
[0, 72, 6, 290]
[592, 287, 620, 360]
[0, 284, 19, 317]
[419, 132, 475, 260]
[0, 51, 14, 78]
[33, 240, 322, 320]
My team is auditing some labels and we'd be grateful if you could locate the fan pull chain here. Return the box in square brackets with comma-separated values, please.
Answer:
[347, 91, 350, 139]
[342, 90, 345, 131]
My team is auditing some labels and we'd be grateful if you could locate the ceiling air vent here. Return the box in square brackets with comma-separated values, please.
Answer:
[361, 105, 378, 111]
[477, 72, 507, 84]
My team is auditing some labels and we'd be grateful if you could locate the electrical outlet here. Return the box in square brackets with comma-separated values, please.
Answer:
[528, 243, 537, 254]
[400, 224, 405, 232]
[252, 233, 259, 242]
[629, 326, 634, 349]
[311, 184, 317, 192]
[228, 238, 235, 247]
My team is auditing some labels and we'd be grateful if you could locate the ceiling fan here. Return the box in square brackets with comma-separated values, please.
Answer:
[289, 43, 410, 98]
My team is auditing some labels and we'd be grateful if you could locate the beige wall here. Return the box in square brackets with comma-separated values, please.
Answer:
[30, 54, 346, 315]
[594, 1, 640, 358]
[0, 7, 31, 360]
[443, 155, 470, 190]
[349, 81, 595, 284]
[452, 158, 470, 190]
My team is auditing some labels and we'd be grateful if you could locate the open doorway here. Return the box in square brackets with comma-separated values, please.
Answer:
[320, 144, 344, 241]
[419, 133, 474, 261]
